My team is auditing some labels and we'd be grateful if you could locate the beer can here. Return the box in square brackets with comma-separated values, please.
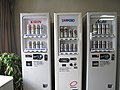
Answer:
[40, 41, 43, 49]
[93, 41, 98, 49]
[60, 43, 64, 52]
[98, 41, 102, 49]
[106, 41, 112, 49]
[68, 29, 73, 38]
[64, 44, 67, 52]
[27, 41, 32, 49]
[35, 24, 40, 34]
[60, 27, 64, 38]
[92, 24, 97, 34]
[97, 24, 102, 34]
[108, 41, 112, 48]
[66, 44, 69, 52]
[102, 41, 106, 49]
[73, 44, 77, 52]
[31, 24, 36, 34]
[39, 24, 42, 34]
[106, 24, 109, 29]
[36, 41, 40, 49]
[106, 41, 109, 49]
[32, 41, 36, 49]
[106, 24, 111, 34]
[64, 27, 68, 38]
[75, 44, 77, 52]
[101, 24, 106, 34]
[69, 44, 73, 52]
[73, 29, 77, 38]
[109, 41, 112, 48]
[27, 24, 31, 34]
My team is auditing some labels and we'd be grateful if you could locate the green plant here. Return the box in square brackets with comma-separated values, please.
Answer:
[0, 52, 23, 90]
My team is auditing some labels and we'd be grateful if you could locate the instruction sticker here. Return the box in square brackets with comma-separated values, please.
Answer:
[33, 61, 44, 67]
[100, 61, 110, 67]
[59, 67, 71, 72]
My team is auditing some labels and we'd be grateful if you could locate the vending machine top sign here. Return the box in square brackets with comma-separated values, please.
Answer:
[59, 16, 78, 26]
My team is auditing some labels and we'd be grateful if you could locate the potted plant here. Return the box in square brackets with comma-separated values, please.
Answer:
[0, 52, 23, 90]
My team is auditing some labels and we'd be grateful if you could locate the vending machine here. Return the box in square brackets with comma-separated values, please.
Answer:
[54, 13, 82, 90]
[83, 12, 117, 90]
[20, 13, 51, 90]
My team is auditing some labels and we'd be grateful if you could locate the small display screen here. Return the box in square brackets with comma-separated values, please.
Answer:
[59, 58, 69, 63]
[33, 54, 43, 60]
[100, 54, 110, 60]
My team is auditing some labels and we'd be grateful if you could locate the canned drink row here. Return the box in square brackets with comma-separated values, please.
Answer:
[60, 43, 77, 52]
[27, 41, 45, 49]
[92, 41, 112, 49]
[27, 24, 43, 34]
[60, 26, 77, 38]
[92, 24, 111, 34]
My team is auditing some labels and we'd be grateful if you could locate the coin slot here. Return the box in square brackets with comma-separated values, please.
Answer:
[62, 64, 66, 67]
[70, 58, 77, 60]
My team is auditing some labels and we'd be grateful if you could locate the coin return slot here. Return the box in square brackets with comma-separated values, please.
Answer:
[70, 58, 77, 60]
[92, 61, 99, 67]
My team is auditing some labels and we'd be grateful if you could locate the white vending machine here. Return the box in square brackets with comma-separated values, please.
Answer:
[84, 12, 117, 90]
[20, 13, 51, 90]
[54, 13, 82, 90]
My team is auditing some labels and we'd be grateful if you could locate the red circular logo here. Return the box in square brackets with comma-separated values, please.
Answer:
[70, 81, 77, 87]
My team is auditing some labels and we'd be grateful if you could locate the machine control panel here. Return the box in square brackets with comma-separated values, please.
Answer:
[91, 53, 114, 60]
[25, 54, 48, 61]
[59, 57, 78, 68]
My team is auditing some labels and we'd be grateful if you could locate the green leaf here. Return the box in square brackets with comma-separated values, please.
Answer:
[0, 52, 22, 90]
